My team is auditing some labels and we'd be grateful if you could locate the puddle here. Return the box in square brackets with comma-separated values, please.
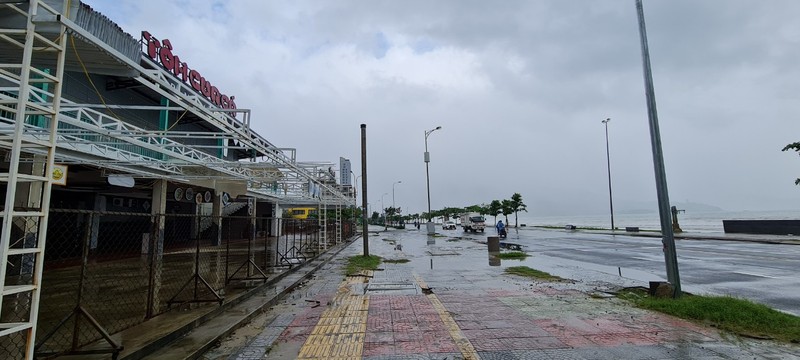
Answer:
[509, 253, 661, 284]
[364, 282, 418, 295]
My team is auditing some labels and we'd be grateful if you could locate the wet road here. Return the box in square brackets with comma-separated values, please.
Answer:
[471, 227, 800, 316]
[203, 227, 800, 359]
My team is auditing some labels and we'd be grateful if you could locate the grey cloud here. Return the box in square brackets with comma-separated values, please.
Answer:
[86, 0, 800, 216]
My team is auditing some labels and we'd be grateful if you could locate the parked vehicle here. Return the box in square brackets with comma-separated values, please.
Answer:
[460, 213, 486, 233]
[284, 207, 318, 219]
[442, 221, 456, 230]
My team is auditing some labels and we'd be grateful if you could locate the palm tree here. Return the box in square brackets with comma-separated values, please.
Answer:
[465, 204, 482, 214]
[488, 200, 502, 224]
[443, 207, 465, 222]
[509, 193, 527, 227]
[501, 199, 513, 225]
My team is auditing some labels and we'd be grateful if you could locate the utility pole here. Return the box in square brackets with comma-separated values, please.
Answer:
[636, 0, 681, 297]
[424, 126, 442, 234]
[360, 124, 369, 256]
[602, 118, 615, 231]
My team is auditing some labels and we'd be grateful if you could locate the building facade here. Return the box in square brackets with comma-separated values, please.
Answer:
[0, 1, 354, 358]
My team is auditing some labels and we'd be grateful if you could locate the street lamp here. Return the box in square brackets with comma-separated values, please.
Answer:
[636, 0, 680, 296]
[350, 171, 359, 199]
[424, 126, 442, 234]
[392, 180, 402, 227]
[392, 181, 402, 210]
[381, 192, 388, 228]
[602, 118, 614, 231]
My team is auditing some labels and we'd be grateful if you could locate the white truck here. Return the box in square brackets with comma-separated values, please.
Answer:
[460, 213, 486, 233]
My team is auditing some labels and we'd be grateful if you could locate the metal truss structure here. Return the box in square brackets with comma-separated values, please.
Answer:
[0, 1, 353, 358]
[0, 0, 351, 206]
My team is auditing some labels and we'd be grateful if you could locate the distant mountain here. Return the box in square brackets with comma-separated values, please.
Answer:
[671, 201, 724, 212]
[527, 198, 724, 217]
[617, 201, 724, 214]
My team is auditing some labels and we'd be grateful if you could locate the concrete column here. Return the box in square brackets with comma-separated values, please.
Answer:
[212, 192, 223, 246]
[91, 194, 104, 251]
[146, 179, 167, 318]
[272, 203, 282, 237]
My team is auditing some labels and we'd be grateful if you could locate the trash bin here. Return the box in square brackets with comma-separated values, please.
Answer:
[487, 236, 500, 252]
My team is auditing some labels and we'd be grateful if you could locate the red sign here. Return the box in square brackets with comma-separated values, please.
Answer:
[141, 31, 237, 110]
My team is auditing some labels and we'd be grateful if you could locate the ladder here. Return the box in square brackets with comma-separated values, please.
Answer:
[335, 205, 342, 244]
[0, 0, 68, 358]
[318, 201, 327, 251]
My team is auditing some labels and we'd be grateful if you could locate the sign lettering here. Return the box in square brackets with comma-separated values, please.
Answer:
[141, 31, 237, 110]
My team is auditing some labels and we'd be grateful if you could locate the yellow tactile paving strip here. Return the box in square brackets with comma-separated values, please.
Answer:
[297, 270, 371, 359]
[414, 274, 479, 360]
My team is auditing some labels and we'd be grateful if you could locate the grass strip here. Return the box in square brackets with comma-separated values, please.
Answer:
[504, 266, 562, 281]
[536, 225, 606, 231]
[497, 251, 528, 259]
[346, 255, 381, 275]
[619, 289, 800, 343]
[383, 259, 410, 264]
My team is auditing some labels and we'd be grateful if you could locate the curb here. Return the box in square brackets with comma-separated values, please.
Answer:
[533, 227, 800, 245]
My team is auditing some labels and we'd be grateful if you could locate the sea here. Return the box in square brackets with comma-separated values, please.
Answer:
[507, 210, 800, 233]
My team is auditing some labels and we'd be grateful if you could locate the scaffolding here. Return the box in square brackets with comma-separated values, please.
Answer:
[0, 1, 68, 358]
[0, 1, 353, 357]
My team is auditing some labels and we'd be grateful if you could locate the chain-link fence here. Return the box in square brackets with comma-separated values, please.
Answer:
[1, 208, 355, 358]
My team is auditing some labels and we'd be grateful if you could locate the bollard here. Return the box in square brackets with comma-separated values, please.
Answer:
[488, 253, 500, 266]
[487, 236, 500, 252]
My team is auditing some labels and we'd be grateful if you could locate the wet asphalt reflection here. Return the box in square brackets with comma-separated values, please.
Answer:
[382, 226, 800, 316]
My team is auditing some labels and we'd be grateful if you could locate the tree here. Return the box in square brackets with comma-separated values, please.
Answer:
[429, 209, 444, 223]
[440, 207, 464, 222]
[488, 200, 502, 224]
[478, 203, 490, 218]
[783, 142, 800, 184]
[509, 193, 527, 227]
[385, 207, 395, 227]
[501, 199, 514, 225]
[465, 204, 483, 215]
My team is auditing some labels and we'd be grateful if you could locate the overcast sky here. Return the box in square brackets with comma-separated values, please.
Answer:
[87, 0, 800, 217]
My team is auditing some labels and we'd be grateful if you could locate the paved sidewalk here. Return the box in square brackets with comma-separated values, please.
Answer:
[214, 228, 800, 359]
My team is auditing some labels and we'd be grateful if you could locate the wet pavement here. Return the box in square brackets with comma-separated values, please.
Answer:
[503, 227, 800, 316]
[200, 227, 800, 359]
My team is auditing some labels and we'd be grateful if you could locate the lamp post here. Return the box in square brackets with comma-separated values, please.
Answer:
[602, 118, 615, 231]
[424, 126, 442, 234]
[636, 0, 681, 297]
[381, 192, 388, 229]
[392, 180, 402, 227]
[392, 180, 402, 210]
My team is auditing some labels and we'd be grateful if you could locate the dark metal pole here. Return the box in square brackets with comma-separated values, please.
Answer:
[424, 135, 431, 220]
[603, 118, 615, 231]
[635, 0, 681, 297]
[360, 124, 369, 256]
[423, 126, 441, 235]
